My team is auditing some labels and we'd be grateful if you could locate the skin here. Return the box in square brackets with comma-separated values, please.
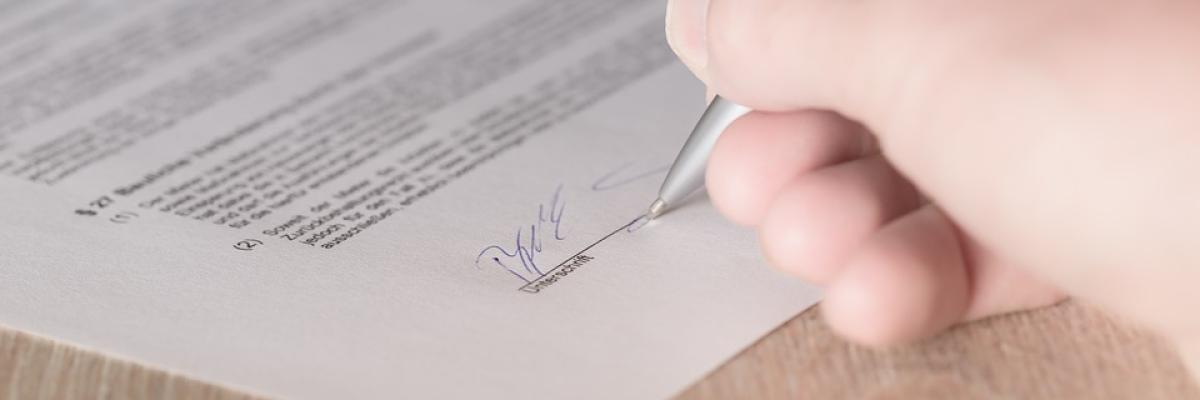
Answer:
[665, 0, 1200, 376]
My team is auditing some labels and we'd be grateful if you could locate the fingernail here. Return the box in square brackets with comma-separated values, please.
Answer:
[666, 0, 710, 81]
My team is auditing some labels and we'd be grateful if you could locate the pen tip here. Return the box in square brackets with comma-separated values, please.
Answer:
[647, 199, 667, 220]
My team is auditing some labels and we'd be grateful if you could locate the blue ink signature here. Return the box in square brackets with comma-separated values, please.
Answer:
[626, 214, 650, 233]
[475, 185, 567, 283]
[591, 162, 670, 192]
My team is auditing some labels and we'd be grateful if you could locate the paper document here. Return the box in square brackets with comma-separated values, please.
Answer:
[0, 0, 821, 398]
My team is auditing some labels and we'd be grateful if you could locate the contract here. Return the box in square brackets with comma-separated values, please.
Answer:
[0, 0, 821, 398]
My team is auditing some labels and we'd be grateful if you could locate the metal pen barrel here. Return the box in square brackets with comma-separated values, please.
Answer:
[648, 96, 750, 219]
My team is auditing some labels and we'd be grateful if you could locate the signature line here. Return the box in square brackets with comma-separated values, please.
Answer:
[517, 216, 644, 291]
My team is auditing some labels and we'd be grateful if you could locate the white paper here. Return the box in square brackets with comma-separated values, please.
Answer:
[0, 1, 821, 398]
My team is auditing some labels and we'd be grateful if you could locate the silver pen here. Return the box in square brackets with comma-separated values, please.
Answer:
[647, 96, 751, 219]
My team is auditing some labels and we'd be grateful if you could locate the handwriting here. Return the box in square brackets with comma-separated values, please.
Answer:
[625, 214, 650, 233]
[480, 159, 661, 286]
[591, 162, 669, 192]
[476, 185, 567, 283]
[517, 215, 648, 293]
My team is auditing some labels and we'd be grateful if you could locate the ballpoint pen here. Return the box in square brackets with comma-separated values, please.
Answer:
[647, 96, 751, 219]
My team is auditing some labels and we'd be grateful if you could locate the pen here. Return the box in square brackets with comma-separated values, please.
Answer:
[647, 96, 751, 219]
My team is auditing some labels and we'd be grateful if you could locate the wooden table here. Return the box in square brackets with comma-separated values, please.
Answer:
[1, 300, 1196, 399]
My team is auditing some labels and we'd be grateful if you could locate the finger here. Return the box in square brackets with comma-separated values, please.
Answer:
[822, 205, 1068, 346]
[703, 0, 885, 112]
[822, 205, 970, 346]
[706, 110, 874, 226]
[665, 0, 711, 81]
[959, 235, 1067, 321]
[758, 155, 920, 284]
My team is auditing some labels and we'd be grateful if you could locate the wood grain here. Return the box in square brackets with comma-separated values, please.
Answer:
[679, 301, 1200, 400]
[0, 328, 258, 400]
[0, 300, 1195, 399]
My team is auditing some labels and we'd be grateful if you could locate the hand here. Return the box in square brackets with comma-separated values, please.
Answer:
[666, 0, 1200, 374]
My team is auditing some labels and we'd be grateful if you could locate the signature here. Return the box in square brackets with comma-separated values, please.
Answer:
[593, 161, 660, 234]
[475, 185, 567, 283]
[477, 161, 663, 285]
[625, 214, 650, 232]
[591, 161, 669, 192]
